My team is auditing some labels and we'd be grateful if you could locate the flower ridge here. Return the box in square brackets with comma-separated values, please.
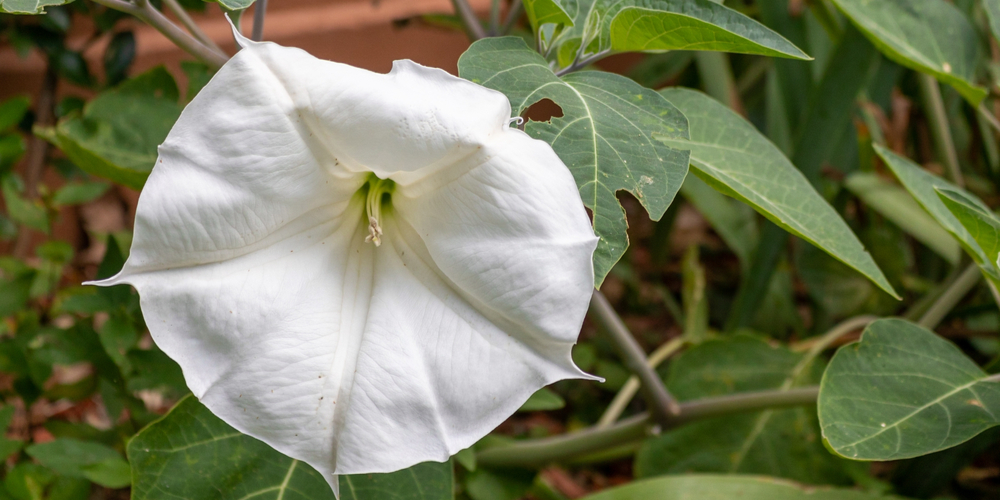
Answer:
[88, 30, 599, 495]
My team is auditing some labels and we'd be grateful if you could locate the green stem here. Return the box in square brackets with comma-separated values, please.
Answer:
[918, 263, 981, 329]
[694, 51, 742, 113]
[590, 291, 680, 425]
[489, 0, 501, 35]
[596, 337, 686, 428]
[251, 0, 268, 41]
[554, 50, 612, 76]
[91, 0, 228, 69]
[501, 0, 523, 34]
[161, 0, 223, 53]
[475, 387, 820, 468]
[451, 0, 487, 40]
[976, 106, 1000, 176]
[918, 73, 964, 188]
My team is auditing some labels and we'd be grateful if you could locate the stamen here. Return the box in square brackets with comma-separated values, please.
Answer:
[364, 177, 391, 247]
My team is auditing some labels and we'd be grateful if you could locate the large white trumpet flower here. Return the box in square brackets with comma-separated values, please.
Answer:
[89, 31, 599, 492]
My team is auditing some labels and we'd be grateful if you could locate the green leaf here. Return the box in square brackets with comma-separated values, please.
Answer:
[986, 0, 1000, 45]
[0, 134, 27, 175]
[936, 187, 1000, 284]
[608, 3, 810, 59]
[25, 438, 130, 488]
[52, 182, 109, 206]
[844, 172, 960, 265]
[579, 474, 904, 500]
[4, 464, 55, 500]
[875, 144, 997, 279]
[518, 387, 566, 412]
[1, 175, 48, 233]
[0, 96, 30, 131]
[635, 336, 849, 484]
[0, 0, 72, 14]
[523, 0, 574, 32]
[129, 395, 335, 500]
[180, 61, 214, 101]
[828, 0, 986, 105]
[207, 0, 255, 11]
[0, 406, 24, 462]
[38, 67, 182, 190]
[130, 395, 451, 499]
[464, 467, 534, 500]
[680, 174, 756, 269]
[340, 461, 453, 500]
[657, 88, 898, 299]
[459, 37, 690, 284]
[818, 318, 1000, 461]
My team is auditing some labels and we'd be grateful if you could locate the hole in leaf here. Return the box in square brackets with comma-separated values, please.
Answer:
[524, 99, 563, 123]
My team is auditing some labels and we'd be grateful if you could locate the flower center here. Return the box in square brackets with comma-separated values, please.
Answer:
[364, 176, 394, 247]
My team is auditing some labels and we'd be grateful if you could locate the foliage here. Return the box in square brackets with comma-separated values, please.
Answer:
[2, 0, 1000, 498]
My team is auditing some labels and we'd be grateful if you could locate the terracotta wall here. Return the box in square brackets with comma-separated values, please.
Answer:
[1, 0, 492, 99]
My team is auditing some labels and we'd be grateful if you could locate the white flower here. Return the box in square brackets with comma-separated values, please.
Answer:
[89, 31, 598, 492]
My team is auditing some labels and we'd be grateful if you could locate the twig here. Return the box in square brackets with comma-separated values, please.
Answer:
[501, 0, 523, 34]
[790, 315, 878, 354]
[451, 0, 487, 40]
[90, 0, 228, 69]
[251, 0, 268, 42]
[555, 49, 611, 77]
[597, 337, 685, 428]
[475, 386, 820, 467]
[590, 291, 681, 426]
[161, 0, 223, 53]
[918, 73, 964, 188]
[12, 67, 57, 258]
[488, 0, 501, 36]
[918, 263, 981, 329]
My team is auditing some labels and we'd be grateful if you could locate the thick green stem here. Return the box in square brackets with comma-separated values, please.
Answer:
[918, 73, 964, 188]
[590, 291, 680, 425]
[475, 387, 820, 468]
[451, 0, 487, 40]
[555, 50, 612, 76]
[91, 0, 228, 69]
[251, 0, 268, 41]
[501, 0, 523, 33]
[597, 337, 685, 428]
[918, 263, 981, 329]
[161, 0, 223, 53]
[694, 51, 742, 114]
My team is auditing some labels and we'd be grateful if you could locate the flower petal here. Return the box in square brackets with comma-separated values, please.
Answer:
[91, 36, 598, 487]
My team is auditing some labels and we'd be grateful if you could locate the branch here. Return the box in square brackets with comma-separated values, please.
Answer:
[475, 386, 820, 467]
[251, 0, 268, 42]
[590, 291, 681, 426]
[91, 0, 228, 69]
[555, 49, 611, 77]
[451, 0, 487, 40]
[918, 73, 964, 188]
[161, 0, 223, 54]
[501, 0, 523, 34]
[12, 67, 57, 259]
[596, 337, 684, 428]
[918, 263, 981, 329]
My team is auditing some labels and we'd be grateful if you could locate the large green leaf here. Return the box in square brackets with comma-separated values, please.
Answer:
[635, 336, 848, 484]
[580, 474, 905, 500]
[459, 37, 690, 284]
[986, 0, 1000, 45]
[548, 0, 808, 70]
[818, 318, 1000, 461]
[875, 145, 997, 280]
[0, 0, 71, 14]
[844, 172, 960, 265]
[828, 0, 986, 105]
[25, 438, 130, 488]
[936, 187, 1000, 284]
[608, 3, 810, 59]
[37, 67, 182, 190]
[523, 0, 574, 32]
[129, 395, 452, 500]
[657, 88, 898, 298]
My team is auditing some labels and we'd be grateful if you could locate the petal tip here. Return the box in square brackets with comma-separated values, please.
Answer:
[226, 14, 251, 49]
